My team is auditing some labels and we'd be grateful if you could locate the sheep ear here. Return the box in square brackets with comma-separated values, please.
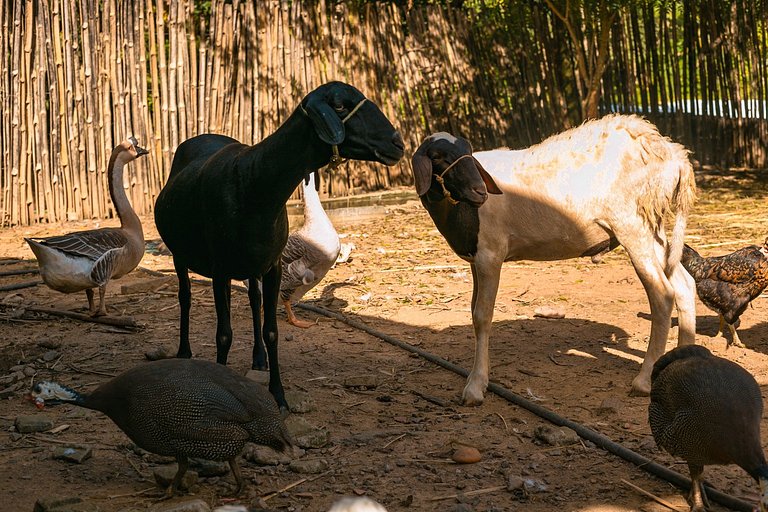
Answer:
[411, 152, 434, 196]
[304, 98, 345, 145]
[473, 157, 502, 195]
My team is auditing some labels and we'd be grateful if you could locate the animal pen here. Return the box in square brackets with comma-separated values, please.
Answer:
[1, 0, 766, 226]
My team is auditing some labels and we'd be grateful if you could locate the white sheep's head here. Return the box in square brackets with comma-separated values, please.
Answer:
[411, 132, 501, 207]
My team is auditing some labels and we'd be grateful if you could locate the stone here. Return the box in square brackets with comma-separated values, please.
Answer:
[451, 446, 482, 464]
[245, 370, 270, 386]
[42, 350, 60, 362]
[289, 458, 329, 474]
[533, 425, 580, 446]
[23, 366, 37, 377]
[149, 499, 211, 512]
[242, 445, 291, 466]
[33, 496, 100, 512]
[189, 458, 229, 477]
[596, 396, 623, 416]
[284, 416, 330, 448]
[343, 375, 378, 389]
[153, 465, 198, 490]
[145, 347, 173, 361]
[53, 446, 93, 464]
[533, 306, 565, 319]
[33, 497, 82, 512]
[285, 389, 315, 413]
[15, 414, 54, 433]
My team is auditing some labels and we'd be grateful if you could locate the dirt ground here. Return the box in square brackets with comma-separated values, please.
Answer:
[0, 167, 766, 512]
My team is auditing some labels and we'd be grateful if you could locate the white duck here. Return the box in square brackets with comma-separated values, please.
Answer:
[280, 172, 341, 328]
[25, 137, 149, 316]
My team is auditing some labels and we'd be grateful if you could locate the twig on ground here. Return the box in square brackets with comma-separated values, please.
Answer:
[262, 469, 334, 501]
[67, 364, 117, 377]
[24, 306, 138, 329]
[495, 412, 508, 431]
[621, 478, 686, 512]
[383, 433, 407, 449]
[549, 352, 575, 366]
[429, 485, 507, 501]
[106, 487, 157, 499]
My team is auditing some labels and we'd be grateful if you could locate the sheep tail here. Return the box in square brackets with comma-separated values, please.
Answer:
[665, 149, 697, 276]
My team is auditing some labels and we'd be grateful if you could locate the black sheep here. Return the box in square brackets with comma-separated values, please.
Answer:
[154, 81, 404, 410]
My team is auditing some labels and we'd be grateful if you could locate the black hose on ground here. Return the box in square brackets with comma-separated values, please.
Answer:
[297, 302, 755, 512]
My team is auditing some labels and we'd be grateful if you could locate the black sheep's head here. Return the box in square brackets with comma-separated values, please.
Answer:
[301, 81, 404, 166]
[411, 132, 502, 208]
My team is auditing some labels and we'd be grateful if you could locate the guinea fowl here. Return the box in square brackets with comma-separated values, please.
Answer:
[31, 358, 292, 496]
[681, 240, 768, 348]
[280, 172, 341, 328]
[649, 344, 768, 512]
[25, 138, 149, 316]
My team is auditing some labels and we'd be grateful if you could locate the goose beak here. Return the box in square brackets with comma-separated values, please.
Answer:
[136, 145, 149, 157]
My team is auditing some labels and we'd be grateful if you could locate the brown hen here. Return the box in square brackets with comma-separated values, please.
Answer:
[681, 239, 768, 348]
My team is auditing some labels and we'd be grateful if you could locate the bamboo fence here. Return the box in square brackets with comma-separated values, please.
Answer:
[0, 1, 766, 226]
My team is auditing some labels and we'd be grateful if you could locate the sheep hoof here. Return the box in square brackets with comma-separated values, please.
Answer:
[462, 384, 486, 406]
[629, 377, 651, 397]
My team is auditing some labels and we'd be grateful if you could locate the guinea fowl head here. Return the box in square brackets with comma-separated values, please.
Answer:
[30, 381, 82, 409]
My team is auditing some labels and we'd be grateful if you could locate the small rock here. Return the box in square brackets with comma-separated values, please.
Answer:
[0, 382, 23, 398]
[295, 428, 330, 449]
[243, 445, 292, 465]
[343, 375, 378, 389]
[53, 446, 93, 464]
[23, 366, 37, 377]
[37, 338, 62, 350]
[533, 306, 565, 319]
[452, 446, 482, 464]
[9, 364, 25, 372]
[596, 396, 623, 416]
[33, 497, 82, 512]
[189, 458, 229, 477]
[289, 458, 329, 474]
[149, 499, 211, 512]
[285, 333, 294, 342]
[523, 477, 548, 493]
[245, 370, 270, 386]
[153, 465, 198, 490]
[15, 414, 54, 433]
[42, 350, 60, 362]
[533, 425, 580, 446]
[506, 474, 525, 491]
[145, 347, 173, 361]
[285, 390, 315, 414]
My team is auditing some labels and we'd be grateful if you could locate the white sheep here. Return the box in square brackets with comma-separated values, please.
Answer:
[411, 115, 697, 405]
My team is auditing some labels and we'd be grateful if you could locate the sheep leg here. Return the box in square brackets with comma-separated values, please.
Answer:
[212, 276, 233, 365]
[625, 242, 675, 396]
[174, 259, 193, 359]
[669, 263, 697, 347]
[262, 264, 288, 412]
[464, 260, 502, 406]
[248, 277, 268, 370]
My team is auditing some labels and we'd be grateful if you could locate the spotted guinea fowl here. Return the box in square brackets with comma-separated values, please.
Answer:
[25, 137, 149, 316]
[681, 240, 768, 348]
[649, 344, 768, 512]
[31, 358, 292, 496]
[280, 172, 341, 328]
